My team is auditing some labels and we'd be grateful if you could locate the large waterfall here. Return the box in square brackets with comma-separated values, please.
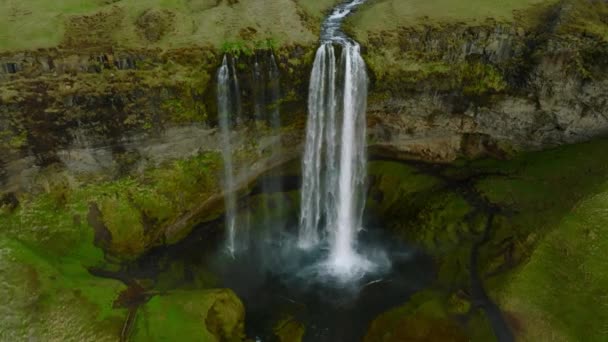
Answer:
[299, 0, 373, 278]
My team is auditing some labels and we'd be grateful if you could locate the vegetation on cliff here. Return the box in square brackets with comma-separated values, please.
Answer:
[349, 0, 608, 95]
[1, 151, 222, 260]
[0, 0, 341, 52]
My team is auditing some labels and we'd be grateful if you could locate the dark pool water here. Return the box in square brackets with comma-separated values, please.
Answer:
[213, 228, 435, 342]
[128, 197, 435, 342]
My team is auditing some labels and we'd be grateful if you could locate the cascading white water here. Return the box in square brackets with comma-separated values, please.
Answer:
[299, 0, 374, 278]
[329, 42, 369, 275]
[299, 43, 336, 248]
[217, 55, 239, 255]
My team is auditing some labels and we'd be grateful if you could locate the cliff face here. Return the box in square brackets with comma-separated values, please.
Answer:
[0, 46, 311, 191]
[357, 0, 608, 161]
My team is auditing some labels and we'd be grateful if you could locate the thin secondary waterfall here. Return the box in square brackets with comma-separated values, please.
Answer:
[218, 51, 284, 254]
[217, 55, 239, 255]
[299, 0, 372, 278]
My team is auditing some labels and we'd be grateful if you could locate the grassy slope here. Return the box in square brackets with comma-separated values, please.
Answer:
[132, 289, 245, 341]
[470, 139, 608, 340]
[0, 0, 340, 52]
[365, 138, 608, 340]
[494, 186, 608, 341]
[348, 0, 557, 42]
[0, 150, 246, 340]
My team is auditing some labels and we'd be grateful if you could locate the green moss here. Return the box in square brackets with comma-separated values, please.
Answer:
[348, 0, 557, 42]
[364, 290, 474, 342]
[131, 289, 245, 342]
[367, 160, 474, 253]
[274, 316, 305, 342]
[0, 237, 127, 341]
[162, 98, 208, 125]
[463, 138, 608, 339]
[414, 193, 472, 249]
[367, 161, 439, 215]
[0, 0, 337, 51]
[99, 192, 147, 258]
[1, 151, 221, 261]
[558, 0, 608, 41]
[0, 190, 127, 341]
[459, 62, 507, 96]
[470, 138, 608, 270]
[365, 53, 508, 96]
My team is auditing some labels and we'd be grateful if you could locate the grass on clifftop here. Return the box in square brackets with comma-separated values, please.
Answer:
[0, 0, 340, 52]
[348, 0, 557, 41]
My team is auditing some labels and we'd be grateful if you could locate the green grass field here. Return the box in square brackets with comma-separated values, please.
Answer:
[348, 0, 557, 41]
[0, 0, 340, 52]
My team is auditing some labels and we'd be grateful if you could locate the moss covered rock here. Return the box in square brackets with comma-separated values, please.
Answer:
[131, 289, 245, 341]
[0, 227, 126, 340]
[273, 316, 305, 342]
[364, 290, 491, 342]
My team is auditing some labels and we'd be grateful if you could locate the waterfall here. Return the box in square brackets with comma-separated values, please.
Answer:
[218, 51, 284, 255]
[217, 55, 239, 255]
[299, 0, 373, 278]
